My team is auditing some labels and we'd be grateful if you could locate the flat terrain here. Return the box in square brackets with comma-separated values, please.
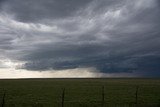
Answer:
[0, 78, 160, 107]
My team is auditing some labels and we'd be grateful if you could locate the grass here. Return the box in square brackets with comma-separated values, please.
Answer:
[0, 78, 160, 107]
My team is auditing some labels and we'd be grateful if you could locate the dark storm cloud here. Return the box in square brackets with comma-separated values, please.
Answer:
[0, 0, 5, 5]
[2, 0, 93, 22]
[0, 0, 160, 77]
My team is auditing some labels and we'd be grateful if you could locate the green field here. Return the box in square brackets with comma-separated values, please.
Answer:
[0, 78, 160, 107]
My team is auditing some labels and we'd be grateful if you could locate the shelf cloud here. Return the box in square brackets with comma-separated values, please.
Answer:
[0, 0, 160, 78]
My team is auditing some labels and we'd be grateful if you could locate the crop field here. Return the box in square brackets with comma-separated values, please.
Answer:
[0, 78, 160, 107]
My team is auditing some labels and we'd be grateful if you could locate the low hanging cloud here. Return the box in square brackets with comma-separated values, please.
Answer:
[0, 0, 160, 77]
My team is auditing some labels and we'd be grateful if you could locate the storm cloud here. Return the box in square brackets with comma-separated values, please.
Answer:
[0, 0, 160, 77]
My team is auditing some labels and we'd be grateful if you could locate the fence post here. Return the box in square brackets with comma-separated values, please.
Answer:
[135, 86, 139, 107]
[2, 90, 6, 107]
[102, 86, 105, 107]
[61, 88, 65, 107]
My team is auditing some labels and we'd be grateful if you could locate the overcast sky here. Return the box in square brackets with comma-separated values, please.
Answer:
[0, 0, 160, 78]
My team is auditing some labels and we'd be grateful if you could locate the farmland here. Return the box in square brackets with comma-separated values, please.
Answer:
[0, 78, 160, 107]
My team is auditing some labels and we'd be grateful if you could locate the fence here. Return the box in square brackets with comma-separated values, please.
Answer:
[1, 86, 160, 107]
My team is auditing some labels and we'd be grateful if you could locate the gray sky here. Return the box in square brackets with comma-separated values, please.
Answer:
[0, 0, 160, 78]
